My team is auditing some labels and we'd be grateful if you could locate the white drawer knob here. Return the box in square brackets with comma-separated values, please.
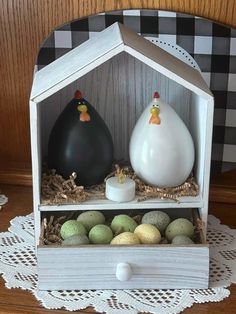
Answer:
[116, 263, 132, 281]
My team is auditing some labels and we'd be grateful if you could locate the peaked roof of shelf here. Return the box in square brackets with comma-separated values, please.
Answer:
[31, 22, 213, 103]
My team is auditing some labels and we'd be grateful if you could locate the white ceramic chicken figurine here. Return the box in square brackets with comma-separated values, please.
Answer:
[129, 92, 195, 188]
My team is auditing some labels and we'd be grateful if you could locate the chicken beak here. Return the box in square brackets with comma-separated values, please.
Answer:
[150, 107, 160, 115]
[149, 107, 161, 125]
[77, 104, 88, 112]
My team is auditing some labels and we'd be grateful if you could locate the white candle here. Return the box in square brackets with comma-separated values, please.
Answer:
[105, 177, 136, 202]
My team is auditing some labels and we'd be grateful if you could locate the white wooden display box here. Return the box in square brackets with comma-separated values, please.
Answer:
[30, 22, 214, 290]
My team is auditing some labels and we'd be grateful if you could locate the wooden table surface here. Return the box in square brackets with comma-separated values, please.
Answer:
[0, 184, 235, 314]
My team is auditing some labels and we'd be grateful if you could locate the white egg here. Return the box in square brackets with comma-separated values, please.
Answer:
[129, 97, 195, 187]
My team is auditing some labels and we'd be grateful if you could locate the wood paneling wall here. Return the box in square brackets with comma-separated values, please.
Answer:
[1, 0, 236, 185]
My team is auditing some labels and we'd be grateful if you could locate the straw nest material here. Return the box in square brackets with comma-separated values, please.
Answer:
[41, 165, 199, 205]
[40, 211, 204, 246]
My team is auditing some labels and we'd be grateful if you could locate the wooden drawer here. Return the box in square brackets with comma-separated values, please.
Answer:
[37, 244, 209, 290]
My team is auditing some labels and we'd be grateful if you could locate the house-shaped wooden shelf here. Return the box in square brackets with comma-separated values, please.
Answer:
[30, 22, 213, 290]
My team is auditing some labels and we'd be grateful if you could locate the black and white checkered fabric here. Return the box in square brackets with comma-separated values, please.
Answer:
[36, 10, 236, 175]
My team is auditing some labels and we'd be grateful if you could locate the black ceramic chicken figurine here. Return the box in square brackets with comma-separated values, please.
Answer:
[48, 90, 114, 186]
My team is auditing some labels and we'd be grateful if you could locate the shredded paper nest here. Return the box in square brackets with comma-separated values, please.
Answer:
[41, 166, 199, 205]
[40, 212, 204, 246]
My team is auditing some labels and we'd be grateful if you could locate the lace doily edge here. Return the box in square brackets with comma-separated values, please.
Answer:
[35, 288, 231, 314]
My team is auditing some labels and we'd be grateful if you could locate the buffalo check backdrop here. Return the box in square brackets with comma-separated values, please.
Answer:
[36, 10, 236, 175]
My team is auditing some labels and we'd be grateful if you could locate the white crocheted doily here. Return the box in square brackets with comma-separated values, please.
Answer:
[0, 213, 235, 314]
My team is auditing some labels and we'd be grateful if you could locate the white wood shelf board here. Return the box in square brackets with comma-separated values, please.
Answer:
[39, 195, 203, 211]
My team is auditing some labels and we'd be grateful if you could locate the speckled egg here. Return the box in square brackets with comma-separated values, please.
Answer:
[60, 220, 87, 240]
[62, 234, 90, 246]
[134, 224, 161, 244]
[165, 218, 194, 241]
[110, 232, 140, 245]
[111, 214, 138, 234]
[77, 211, 105, 231]
[171, 235, 194, 245]
[89, 224, 113, 244]
[141, 211, 170, 233]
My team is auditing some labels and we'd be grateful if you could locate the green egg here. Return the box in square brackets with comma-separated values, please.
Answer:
[141, 211, 170, 233]
[77, 211, 105, 231]
[111, 214, 137, 234]
[89, 224, 113, 244]
[171, 235, 194, 245]
[165, 218, 194, 242]
[62, 234, 89, 246]
[60, 220, 87, 240]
